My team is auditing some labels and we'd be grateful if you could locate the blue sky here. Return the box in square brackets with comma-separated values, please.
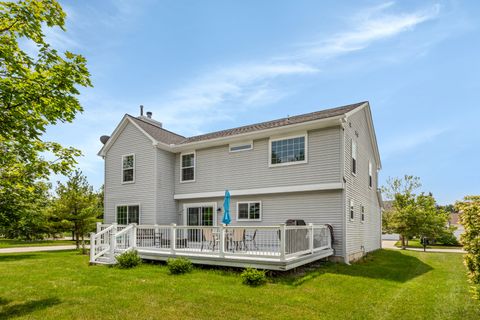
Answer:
[42, 0, 479, 204]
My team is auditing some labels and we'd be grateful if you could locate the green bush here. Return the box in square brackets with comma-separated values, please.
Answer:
[167, 257, 193, 274]
[116, 250, 142, 269]
[436, 227, 460, 246]
[241, 268, 267, 286]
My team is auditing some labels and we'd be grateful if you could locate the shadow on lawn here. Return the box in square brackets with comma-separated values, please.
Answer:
[0, 254, 40, 262]
[0, 297, 61, 318]
[276, 250, 433, 286]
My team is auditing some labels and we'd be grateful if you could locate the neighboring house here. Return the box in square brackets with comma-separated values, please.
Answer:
[448, 211, 464, 240]
[96, 101, 382, 265]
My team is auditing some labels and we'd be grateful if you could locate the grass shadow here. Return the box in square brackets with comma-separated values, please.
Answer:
[0, 297, 61, 318]
[0, 254, 40, 262]
[275, 249, 433, 286]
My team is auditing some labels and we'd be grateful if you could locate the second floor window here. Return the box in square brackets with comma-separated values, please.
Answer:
[349, 199, 354, 221]
[270, 135, 306, 166]
[361, 205, 365, 222]
[351, 140, 357, 175]
[122, 154, 135, 183]
[181, 152, 195, 182]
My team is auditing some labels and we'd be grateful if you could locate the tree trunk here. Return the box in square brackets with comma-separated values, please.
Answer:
[423, 236, 427, 252]
[81, 231, 86, 255]
[401, 235, 406, 249]
[74, 223, 80, 249]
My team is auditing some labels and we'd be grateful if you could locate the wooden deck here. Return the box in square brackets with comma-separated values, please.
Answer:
[90, 223, 334, 270]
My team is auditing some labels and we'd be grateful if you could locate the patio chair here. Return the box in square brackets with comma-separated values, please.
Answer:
[245, 229, 258, 250]
[201, 228, 218, 251]
[231, 228, 245, 251]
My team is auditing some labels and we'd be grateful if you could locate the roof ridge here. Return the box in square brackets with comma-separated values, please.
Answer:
[185, 101, 366, 141]
[127, 114, 186, 139]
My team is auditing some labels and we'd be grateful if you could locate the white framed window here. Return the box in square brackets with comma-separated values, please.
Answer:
[368, 161, 373, 188]
[361, 205, 365, 222]
[349, 199, 354, 221]
[180, 152, 195, 182]
[122, 154, 135, 183]
[351, 140, 357, 175]
[269, 133, 307, 167]
[116, 204, 140, 224]
[237, 201, 262, 221]
[229, 141, 253, 153]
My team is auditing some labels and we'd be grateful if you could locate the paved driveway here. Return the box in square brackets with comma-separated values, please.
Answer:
[382, 240, 465, 253]
[0, 245, 87, 254]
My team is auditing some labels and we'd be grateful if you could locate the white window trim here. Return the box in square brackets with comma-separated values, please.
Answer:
[351, 140, 357, 176]
[368, 160, 373, 189]
[121, 153, 135, 184]
[180, 151, 196, 183]
[229, 141, 253, 153]
[236, 201, 262, 222]
[268, 133, 308, 168]
[349, 199, 354, 222]
[361, 205, 365, 223]
[115, 203, 141, 225]
[182, 202, 218, 226]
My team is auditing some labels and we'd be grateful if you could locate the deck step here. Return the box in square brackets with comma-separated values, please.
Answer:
[91, 256, 115, 265]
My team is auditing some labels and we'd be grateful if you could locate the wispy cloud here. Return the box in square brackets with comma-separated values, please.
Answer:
[149, 2, 440, 135]
[293, 3, 440, 60]
[381, 127, 448, 159]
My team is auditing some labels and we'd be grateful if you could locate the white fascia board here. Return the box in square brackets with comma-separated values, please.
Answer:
[343, 102, 382, 170]
[170, 115, 344, 153]
[173, 182, 344, 200]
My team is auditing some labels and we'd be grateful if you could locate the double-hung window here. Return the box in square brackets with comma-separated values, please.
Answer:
[351, 140, 357, 175]
[368, 161, 373, 188]
[349, 199, 354, 221]
[237, 202, 261, 221]
[270, 134, 307, 166]
[181, 152, 195, 182]
[117, 205, 139, 224]
[122, 154, 135, 183]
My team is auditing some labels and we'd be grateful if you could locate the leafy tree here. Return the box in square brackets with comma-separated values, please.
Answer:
[382, 176, 448, 249]
[382, 175, 422, 248]
[0, 0, 91, 233]
[457, 196, 480, 300]
[52, 171, 101, 254]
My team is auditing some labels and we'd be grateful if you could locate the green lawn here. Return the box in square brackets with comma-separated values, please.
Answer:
[0, 250, 478, 319]
[0, 239, 76, 248]
[394, 239, 463, 249]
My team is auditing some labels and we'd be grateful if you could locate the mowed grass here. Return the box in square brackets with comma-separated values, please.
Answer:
[0, 239, 76, 248]
[0, 250, 478, 320]
[394, 239, 462, 249]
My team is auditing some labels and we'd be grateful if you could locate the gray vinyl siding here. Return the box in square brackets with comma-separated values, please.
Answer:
[174, 127, 342, 194]
[156, 148, 177, 224]
[176, 190, 344, 257]
[104, 122, 156, 224]
[344, 107, 381, 260]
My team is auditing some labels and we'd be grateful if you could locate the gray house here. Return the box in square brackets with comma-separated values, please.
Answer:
[91, 101, 382, 268]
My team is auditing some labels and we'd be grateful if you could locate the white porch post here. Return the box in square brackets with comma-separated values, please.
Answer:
[154, 224, 159, 247]
[219, 224, 225, 258]
[309, 223, 314, 253]
[96, 222, 101, 233]
[170, 223, 176, 255]
[89, 232, 95, 263]
[109, 223, 118, 262]
[280, 223, 286, 261]
[132, 223, 137, 250]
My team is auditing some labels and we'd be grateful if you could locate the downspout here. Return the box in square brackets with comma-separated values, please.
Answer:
[340, 117, 350, 265]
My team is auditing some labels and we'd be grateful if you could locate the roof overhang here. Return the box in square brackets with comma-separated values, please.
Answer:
[344, 102, 382, 170]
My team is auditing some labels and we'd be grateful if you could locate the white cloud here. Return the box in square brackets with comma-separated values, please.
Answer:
[381, 127, 448, 159]
[294, 3, 440, 60]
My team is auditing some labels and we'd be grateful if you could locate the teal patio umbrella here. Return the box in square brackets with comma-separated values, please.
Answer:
[222, 190, 231, 225]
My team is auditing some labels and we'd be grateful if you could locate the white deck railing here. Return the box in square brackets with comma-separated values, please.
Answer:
[90, 223, 332, 264]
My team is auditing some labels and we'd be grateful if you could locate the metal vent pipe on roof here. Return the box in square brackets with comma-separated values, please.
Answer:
[140, 105, 144, 116]
[147, 111, 152, 118]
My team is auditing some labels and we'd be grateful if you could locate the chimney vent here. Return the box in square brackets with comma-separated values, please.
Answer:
[140, 105, 144, 116]
[146, 111, 152, 118]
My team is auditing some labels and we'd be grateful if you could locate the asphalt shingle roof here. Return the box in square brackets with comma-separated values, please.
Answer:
[128, 101, 366, 146]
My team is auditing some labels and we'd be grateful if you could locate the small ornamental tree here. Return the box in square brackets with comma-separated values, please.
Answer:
[457, 196, 480, 300]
